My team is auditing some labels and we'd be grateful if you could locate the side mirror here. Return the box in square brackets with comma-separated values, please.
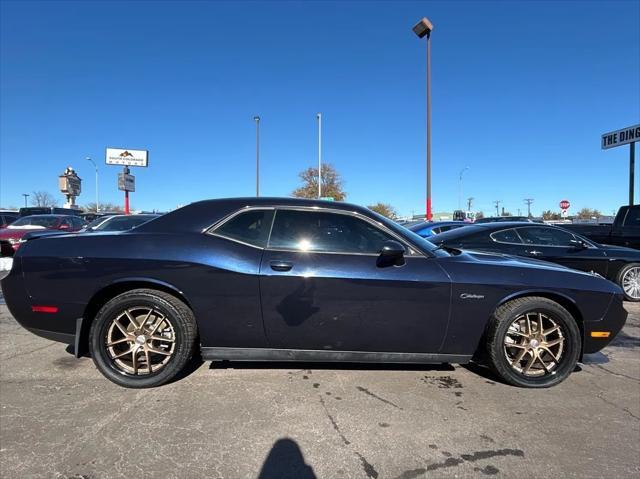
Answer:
[569, 239, 587, 250]
[378, 240, 406, 266]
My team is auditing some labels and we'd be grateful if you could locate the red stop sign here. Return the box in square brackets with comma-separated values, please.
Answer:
[560, 200, 570, 210]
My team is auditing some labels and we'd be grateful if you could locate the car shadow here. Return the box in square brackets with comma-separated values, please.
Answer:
[209, 360, 455, 372]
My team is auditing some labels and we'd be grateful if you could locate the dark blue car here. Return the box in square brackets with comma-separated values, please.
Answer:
[0, 198, 627, 388]
[408, 220, 470, 238]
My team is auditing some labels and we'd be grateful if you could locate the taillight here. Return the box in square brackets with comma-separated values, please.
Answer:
[31, 306, 59, 313]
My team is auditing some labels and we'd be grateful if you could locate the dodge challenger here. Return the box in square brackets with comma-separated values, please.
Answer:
[0, 198, 627, 388]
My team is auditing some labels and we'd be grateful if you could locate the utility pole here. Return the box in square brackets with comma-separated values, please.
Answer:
[493, 200, 502, 217]
[467, 197, 474, 211]
[524, 198, 534, 218]
[22, 193, 29, 207]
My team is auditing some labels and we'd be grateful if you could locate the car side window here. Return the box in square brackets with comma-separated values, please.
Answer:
[212, 209, 274, 248]
[517, 227, 575, 246]
[269, 209, 394, 254]
[490, 228, 522, 244]
[623, 208, 640, 226]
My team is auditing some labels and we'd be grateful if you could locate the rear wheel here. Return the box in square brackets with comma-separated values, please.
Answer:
[89, 289, 197, 388]
[485, 297, 580, 388]
[617, 263, 640, 302]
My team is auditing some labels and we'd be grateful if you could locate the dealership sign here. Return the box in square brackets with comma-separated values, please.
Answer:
[106, 148, 149, 167]
[118, 173, 135, 192]
[601, 124, 640, 150]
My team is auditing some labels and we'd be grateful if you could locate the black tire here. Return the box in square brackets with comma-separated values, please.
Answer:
[485, 297, 580, 388]
[616, 263, 640, 302]
[89, 288, 197, 388]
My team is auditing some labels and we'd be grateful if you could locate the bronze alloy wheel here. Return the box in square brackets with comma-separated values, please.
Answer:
[503, 311, 565, 377]
[105, 306, 176, 375]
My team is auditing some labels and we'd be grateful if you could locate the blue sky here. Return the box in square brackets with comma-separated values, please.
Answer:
[1, 0, 639, 217]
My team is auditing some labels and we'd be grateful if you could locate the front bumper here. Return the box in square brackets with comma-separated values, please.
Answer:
[582, 293, 627, 354]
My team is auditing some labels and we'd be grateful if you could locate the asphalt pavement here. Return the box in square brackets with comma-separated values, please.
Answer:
[0, 291, 638, 479]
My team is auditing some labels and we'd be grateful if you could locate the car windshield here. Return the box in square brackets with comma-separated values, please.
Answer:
[366, 211, 449, 256]
[85, 217, 110, 229]
[94, 215, 156, 231]
[8, 216, 60, 228]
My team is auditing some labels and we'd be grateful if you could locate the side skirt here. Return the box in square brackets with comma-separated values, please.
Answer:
[201, 347, 472, 364]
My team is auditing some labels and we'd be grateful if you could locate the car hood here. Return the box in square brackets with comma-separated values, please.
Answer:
[599, 244, 640, 256]
[459, 249, 595, 275]
[0, 228, 43, 240]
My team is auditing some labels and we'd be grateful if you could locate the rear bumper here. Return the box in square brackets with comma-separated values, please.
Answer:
[582, 293, 627, 354]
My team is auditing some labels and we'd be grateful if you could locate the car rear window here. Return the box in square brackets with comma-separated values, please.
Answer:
[490, 229, 522, 244]
[212, 209, 274, 248]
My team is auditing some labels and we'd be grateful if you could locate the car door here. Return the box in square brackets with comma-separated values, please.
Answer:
[259, 208, 451, 353]
[515, 226, 608, 275]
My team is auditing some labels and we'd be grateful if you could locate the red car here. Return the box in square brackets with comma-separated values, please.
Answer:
[0, 214, 84, 255]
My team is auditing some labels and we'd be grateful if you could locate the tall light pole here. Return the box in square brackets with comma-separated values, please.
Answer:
[85, 157, 99, 212]
[317, 113, 322, 198]
[253, 116, 260, 197]
[413, 17, 434, 220]
[458, 166, 469, 209]
[22, 193, 29, 207]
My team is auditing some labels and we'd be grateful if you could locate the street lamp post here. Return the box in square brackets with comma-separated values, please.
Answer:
[85, 157, 99, 212]
[458, 166, 469, 210]
[253, 116, 260, 197]
[317, 113, 322, 198]
[413, 17, 434, 220]
[22, 193, 29, 207]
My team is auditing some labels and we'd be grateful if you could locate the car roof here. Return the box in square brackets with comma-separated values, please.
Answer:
[16, 214, 71, 219]
[136, 197, 374, 234]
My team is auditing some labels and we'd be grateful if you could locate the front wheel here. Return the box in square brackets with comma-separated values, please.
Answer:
[617, 263, 640, 302]
[485, 297, 581, 388]
[89, 289, 197, 388]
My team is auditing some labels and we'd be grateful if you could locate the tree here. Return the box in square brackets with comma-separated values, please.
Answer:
[368, 202, 398, 220]
[542, 210, 562, 221]
[31, 191, 58, 207]
[475, 211, 484, 220]
[576, 208, 601, 220]
[292, 163, 346, 201]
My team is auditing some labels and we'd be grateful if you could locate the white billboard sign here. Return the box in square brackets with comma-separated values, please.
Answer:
[601, 124, 640, 150]
[106, 148, 149, 167]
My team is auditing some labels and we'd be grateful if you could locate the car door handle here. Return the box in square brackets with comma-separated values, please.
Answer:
[527, 250, 542, 256]
[270, 260, 293, 272]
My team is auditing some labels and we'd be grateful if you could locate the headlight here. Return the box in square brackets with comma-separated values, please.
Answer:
[0, 257, 13, 273]
[7, 238, 26, 245]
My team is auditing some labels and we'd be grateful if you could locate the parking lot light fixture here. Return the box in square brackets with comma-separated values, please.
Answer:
[413, 17, 434, 220]
[85, 157, 99, 212]
[22, 193, 29, 207]
[459, 166, 469, 209]
[254, 116, 260, 197]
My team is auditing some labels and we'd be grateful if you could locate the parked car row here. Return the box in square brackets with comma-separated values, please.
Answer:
[0, 213, 159, 255]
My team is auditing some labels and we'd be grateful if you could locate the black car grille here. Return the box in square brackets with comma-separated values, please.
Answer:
[0, 240, 14, 257]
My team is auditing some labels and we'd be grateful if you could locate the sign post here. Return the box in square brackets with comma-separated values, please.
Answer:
[601, 124, 640, 205]
[106, 148, 148, 214]
[559, 199, 570, 218]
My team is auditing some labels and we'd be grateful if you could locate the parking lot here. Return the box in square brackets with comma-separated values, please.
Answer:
[0, 292, 638, 479]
